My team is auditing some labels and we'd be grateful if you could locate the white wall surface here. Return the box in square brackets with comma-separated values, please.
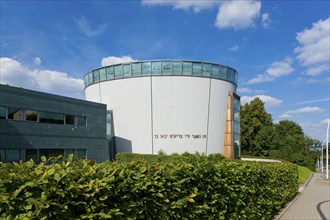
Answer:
[151, 77, 209, 154]
[85, 76, 237, 155]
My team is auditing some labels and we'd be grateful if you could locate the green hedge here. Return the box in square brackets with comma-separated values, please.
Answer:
[115, 152, 225, 164]
[0, 155, 298, 219]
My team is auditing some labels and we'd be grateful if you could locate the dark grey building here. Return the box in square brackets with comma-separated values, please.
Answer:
[0, 84, 111, 163]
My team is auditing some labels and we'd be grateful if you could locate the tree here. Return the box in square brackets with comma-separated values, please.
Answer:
[240, 97, 273, 156]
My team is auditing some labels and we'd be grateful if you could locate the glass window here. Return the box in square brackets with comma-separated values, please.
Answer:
[202, 63, 211, 77]
[84, 76, 88, 87]
[173, 61, 181, 75]
[132, 63, 141, 76]
[123, 64, 131, 77]
[192, 62, 202, 76]
[39, 149, 64, 158]
[0, 106, 6, 119]
[39, 112, 64, 124]
[162, 61, 172, 75]
[8, 107, 22, 120]
[75, 149, 86, 158]
[226, 68, 232, 81]
[114, 65, 123, 78]
[234, 112, 240, 122]
[7, 149, 20, 162]
[26, 149, 38, 161]
[220, 66, 226, 79]
[64, 149, 74, 157]
[151, 61, 161, 75]
[77, 116, 86, 126]
[25, 110, 38, 121]
[93, 70, 100, 82]
[234, 97, 240, 110]
[182, 62, 192, 75]
[99, 68, 106, 81]
[106, 66, 114, 79]
[235, 71, 238, 84]
[0, 149, 5, 162]
[211, 64, 219, 78]
[88, 72, 93, 84]
[142, 62, 151, 75]
[65, 115, 75, 125]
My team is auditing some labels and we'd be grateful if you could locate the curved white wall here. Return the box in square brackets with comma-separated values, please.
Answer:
[85, 76, 236, 155]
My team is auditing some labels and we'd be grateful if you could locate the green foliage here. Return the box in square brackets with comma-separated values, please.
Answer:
[0, 154, 298, 219]
[240, 98, 320, 170]
[115, 152, 225, 164]
[240, 98, 273, 155]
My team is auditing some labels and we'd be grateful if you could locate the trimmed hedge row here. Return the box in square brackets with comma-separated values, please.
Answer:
[115, 152, 226, 164]
[0, 154, 298, 219]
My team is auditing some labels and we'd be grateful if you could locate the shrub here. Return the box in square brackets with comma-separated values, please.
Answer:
[0, 154, 297, 219]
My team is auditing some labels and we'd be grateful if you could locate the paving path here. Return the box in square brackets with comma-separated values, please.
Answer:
[277, 172, 330, 220]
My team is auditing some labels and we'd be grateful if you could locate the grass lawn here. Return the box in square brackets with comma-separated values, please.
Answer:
[297, 165, 312, 185]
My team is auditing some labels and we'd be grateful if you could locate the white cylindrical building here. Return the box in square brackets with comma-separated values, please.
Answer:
[84, 60, 240, 158]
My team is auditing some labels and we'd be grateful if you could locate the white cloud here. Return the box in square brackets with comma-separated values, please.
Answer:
[245, 74, 274, 85]
[286, 107, 324, 114]
[0, 57, 84, 99]
[245, 57, 294, 84]
[215, 0, 261, 29]
[74, 15, 107, 37]
[228, 44, 239, 51]
[142, 0, 265, 30]
[101, 55, 138, 67]
[241, 95, 283, 107]
[305, 63, 329, 76]
[295, 17, 330, 76]
[261, 13, 271, 28]
[34, 57, 42, 65]
[279, 113, 291, 118]
[141, 0, 219, 13]
[266, 57, 294, 77]
[280, 106, 324, 118]
[320, 118, 330, 125]
[293, 97, 330, 105]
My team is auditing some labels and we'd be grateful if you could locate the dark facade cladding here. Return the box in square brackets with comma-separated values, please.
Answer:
[0, 84, 109, 163]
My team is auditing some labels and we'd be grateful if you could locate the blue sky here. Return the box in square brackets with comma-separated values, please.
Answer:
[1, 0, 329, 141]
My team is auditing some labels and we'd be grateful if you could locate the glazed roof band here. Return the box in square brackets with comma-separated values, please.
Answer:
[84, 59, 238, 89]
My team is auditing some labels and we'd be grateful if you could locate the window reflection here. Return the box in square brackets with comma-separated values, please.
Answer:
[106, 66, 114, 79]
[151, 62, 161, 75]
[123, 64, 131, 77]
[84, 60, 238, 86]
[114, 65, 123, 78]
[192, 62, 202, 76]
[211, 64, 219, 78]
[0, 106, 6, 119]
[220, 66, 226, 79]
[132, 63, 141, 76]
[203, 63, 211, 77]
[173, 62, 181, 75]
[99, 68, 106, 81]
[25, 110, 38, 121]
[8, 107, 22, 120]
[88, 72, 93, 84]
[39, 112, 64, 124]
[162, 61, 172, 75]
[142, 62, 151, 75]
[93, 70, 100, 82]
[182, 62, 192, 75]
